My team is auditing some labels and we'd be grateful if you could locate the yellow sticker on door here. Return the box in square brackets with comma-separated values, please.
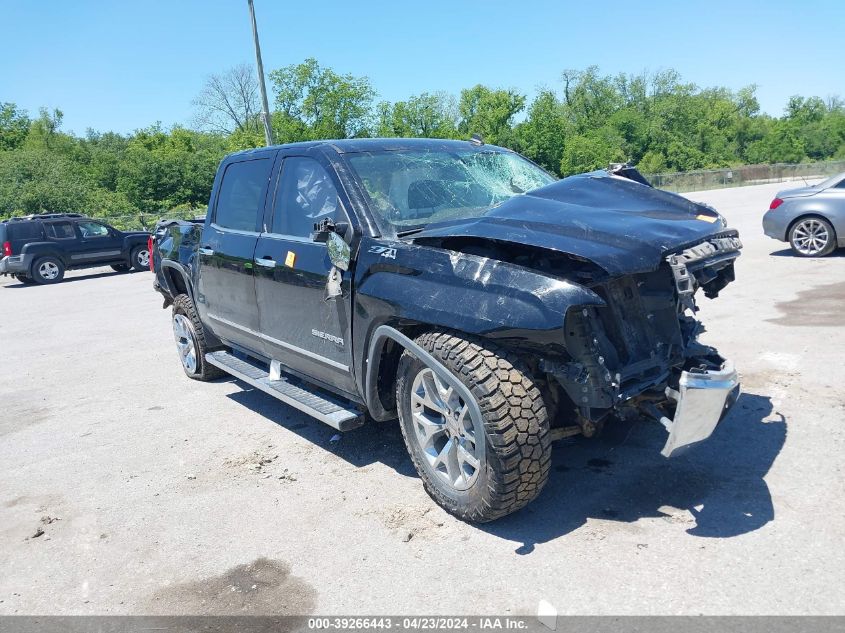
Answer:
[284, 251, 296, 268]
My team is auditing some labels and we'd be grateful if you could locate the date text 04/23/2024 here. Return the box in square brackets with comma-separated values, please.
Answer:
[308, 617, 531, 630]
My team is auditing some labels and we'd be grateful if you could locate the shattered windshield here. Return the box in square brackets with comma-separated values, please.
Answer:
[346, 149, 556, 233]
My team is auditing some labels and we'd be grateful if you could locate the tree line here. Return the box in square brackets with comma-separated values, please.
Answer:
[2, 59, 844, 223]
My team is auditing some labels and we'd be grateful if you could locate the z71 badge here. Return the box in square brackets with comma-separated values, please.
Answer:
[368, 245, 397, 259]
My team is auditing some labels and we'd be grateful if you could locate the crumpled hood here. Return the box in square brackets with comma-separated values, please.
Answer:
[411, 171, 738, 275]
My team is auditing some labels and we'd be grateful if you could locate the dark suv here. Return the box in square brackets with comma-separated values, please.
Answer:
[0, 213, 151, 284]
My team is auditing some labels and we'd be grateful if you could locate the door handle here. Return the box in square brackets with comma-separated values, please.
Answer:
[254, 256, 276, 268]
[198, 247, 214, 256]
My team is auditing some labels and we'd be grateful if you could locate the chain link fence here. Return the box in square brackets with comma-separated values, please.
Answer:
[102, 210, 205, 232]
[644, 160, 845, 193]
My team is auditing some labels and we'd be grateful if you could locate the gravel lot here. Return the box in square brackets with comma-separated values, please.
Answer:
[1, 180, 843, 616]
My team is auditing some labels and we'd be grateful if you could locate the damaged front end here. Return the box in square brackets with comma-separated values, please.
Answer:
[553, 235, 742, 457]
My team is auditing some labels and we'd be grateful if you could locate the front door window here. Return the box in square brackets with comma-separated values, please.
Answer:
[271, 157, 338, 237]
[77, 221, 110, 238]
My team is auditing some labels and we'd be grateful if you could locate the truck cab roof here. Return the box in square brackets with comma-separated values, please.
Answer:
[226, 137, 510, 160]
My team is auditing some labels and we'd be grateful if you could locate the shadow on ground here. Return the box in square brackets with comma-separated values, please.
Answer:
[769, 247, 845, 258]
[226, 385, 416, 477]
[482, 391, 785, 553]
[228, 384, 785, 553]
[2, 270, 129, 287]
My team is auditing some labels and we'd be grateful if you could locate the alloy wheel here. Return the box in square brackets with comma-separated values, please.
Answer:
[409, 368, 484, 491]
[38, 261, 60, 280]
[792, 219, 830, 256]
[172, 313, 198, 373]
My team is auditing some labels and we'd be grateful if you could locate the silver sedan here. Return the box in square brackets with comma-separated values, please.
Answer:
[762, 172, 845, 256]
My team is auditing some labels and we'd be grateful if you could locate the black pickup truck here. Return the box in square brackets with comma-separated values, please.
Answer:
[0, 213, 151, 284]
[152, 138, 742, 522]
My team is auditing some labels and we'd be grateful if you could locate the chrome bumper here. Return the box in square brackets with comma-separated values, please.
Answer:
[0, 255, 29, 275]
[652, 360, 740, 458]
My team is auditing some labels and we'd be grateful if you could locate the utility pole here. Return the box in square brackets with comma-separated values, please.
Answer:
[247, 0, 274, 146]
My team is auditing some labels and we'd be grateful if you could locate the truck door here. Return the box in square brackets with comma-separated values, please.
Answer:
[253, 155, 357, 395]
[196, 154, 275, 354]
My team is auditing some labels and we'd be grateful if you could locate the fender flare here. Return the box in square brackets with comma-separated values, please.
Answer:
[21, 243, 67, 266]
[159, 261, 195, 301]
[365, 325, 484, 425]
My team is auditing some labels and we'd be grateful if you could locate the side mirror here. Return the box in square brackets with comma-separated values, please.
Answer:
[313, 218, 351, 270]
[312, 218, 348, 242]
[326, 232, 350, 271]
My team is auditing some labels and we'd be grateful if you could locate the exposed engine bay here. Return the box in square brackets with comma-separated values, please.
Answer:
[419, 231, 743, 456]
[555, 235, 741, 454]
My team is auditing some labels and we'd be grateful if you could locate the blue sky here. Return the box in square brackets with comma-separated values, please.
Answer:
[2, 0, 843, 135]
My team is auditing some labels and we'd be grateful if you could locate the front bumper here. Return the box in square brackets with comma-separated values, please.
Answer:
[0, 255, 31, 275]
[645, 360, 740, 457]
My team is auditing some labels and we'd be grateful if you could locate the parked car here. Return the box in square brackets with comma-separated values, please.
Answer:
[152, 138, 742, 522]
[0, 213, 151, 284]
[763, 172, 845, 256]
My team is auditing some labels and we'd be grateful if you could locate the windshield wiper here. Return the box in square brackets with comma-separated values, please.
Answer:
[396, 227, 425, 237]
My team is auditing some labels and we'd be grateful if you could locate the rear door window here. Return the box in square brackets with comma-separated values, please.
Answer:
[9, 222, 43, 240]
[44, 221, 76, 239]
[214, 158, 273, 232]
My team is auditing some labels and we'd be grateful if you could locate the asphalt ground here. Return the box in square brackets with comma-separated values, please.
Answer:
[1, 180, 843, 615]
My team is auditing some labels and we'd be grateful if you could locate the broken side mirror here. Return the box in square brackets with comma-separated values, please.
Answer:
[313, 218, 350, 271]
[324, 231, 350, 300]
[312, 218, 348, 243]
[326, 231, 350, 271]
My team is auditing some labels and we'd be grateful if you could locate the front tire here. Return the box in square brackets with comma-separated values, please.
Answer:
[171, 294, 224, 381]
[396, 331, 551, 522]
[789, 216, 836, 257]
[31, 256, 65, 284]
[130, 245, 150, 272]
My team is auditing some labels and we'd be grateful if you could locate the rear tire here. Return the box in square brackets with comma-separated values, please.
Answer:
[171, 294, 224, 381]
[31, 256, 65, 284]
[396, 331, 551, 522]
[789, 216, 836, 257]
[130, 245, 150, 272]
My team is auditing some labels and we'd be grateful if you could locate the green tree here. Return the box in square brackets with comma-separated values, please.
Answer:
[0, 149, 132, 217]
[515, 90, 568, 173]
[0, 103, 30, 151]
[560, 128, 625, 175]
[745, 120, 806, 164]
[561, 67, 624, 133]
[268, 58, 375, 140]
[458, 85, 525, 146]
[116, 125, 226, 211]
[377, 92, 459, 138]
